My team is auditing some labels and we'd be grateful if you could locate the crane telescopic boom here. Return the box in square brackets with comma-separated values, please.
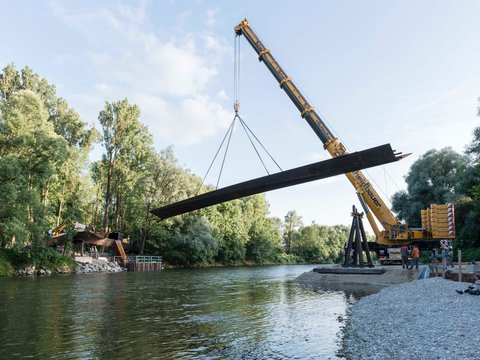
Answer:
[235, 18, 409, 245]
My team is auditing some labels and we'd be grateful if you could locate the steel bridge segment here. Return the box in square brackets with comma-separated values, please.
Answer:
[150, 144, 404, 220]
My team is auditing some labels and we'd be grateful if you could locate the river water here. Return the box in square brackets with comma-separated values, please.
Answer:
[0, 265, 373, 359]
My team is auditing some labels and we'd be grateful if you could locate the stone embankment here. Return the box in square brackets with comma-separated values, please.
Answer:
[343, 276, 480, 360]
[75, 260, 125, 273]
[15, 260, 124, 276]
[17, 266, 54, 276]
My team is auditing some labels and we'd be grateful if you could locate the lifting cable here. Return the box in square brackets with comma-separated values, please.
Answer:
[216, 118, 235, 189]
[237, 115, 283, 173]
[233, 34, 281, 173]
[196, 118, 236, 194]
[196, 35, 283, 194]
[234, 35, 241, 110]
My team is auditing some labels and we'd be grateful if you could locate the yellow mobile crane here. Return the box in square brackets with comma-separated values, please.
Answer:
[234, 19, 455, 262]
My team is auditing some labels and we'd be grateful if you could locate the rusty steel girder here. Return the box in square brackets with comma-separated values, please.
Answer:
[150, 144, 405, 220]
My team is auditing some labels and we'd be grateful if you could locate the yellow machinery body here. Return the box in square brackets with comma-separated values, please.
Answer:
[234, 19, 455, 249]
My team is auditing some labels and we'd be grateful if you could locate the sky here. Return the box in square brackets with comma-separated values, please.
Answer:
[1, 0, 480, 232]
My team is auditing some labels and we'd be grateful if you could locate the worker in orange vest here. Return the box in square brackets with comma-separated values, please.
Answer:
[409, 245, 420, 270]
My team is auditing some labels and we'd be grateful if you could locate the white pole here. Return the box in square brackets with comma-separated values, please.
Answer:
[442, 255, 446, 279]
[458, 250, 462, 283]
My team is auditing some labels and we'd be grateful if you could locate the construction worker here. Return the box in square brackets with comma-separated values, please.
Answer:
[409, 245, 420, 270]
[400, 245, 409, 269]
[456, 274, 480, 295]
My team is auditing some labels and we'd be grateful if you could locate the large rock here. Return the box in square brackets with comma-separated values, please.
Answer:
[74, 260, 124, 274]
[57, 265, 71, 274]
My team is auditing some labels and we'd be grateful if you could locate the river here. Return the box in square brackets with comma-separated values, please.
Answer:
[0, 265, 374, 359]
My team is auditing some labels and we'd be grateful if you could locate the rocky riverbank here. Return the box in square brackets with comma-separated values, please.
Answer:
[17, 266, 54, 276]
[14, 260, 125, 276]
[15, 264, 72, 276]
[343, 277, 480, 359]
[75, 260, 125, 273]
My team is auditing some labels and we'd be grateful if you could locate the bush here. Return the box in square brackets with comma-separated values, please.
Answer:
[0, 252, 14, 276]
[457, 247, 480, 262]
[0, 246, 76, 272]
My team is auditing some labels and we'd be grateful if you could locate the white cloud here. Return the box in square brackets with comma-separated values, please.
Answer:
[216, 89, 229, 101]
[116, 0, 148, 23]
[49, 1, 232, 146]
[201, 33, 230, 66]
[89, 39, 218, 97]
[204, 9, 218, 27]
[136, 94, 231, 145]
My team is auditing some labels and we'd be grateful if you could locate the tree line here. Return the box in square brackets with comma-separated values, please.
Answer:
[1, 64, 479, 266]
[0, 64, 349, 266]
[391, 133, 480, 255]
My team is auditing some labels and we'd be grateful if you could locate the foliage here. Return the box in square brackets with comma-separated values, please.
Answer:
[96, 99, 153, 234]
[0, 251, 14, 276]
[0, 247, 76, 271]
[283, 210, 303, 254]
[458, 247, 480, 262]
[391, 147, 468, 227]
[0, 64, 97, 248]
[290, 223, 349, 263]
[246, 218, 282, 263]
[163, 216, 218, 266]
[4, 63, 480, 270]
[456, 107, 480, 247]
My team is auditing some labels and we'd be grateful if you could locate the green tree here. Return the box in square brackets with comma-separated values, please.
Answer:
[291, 223, 348, 263]
[246, 218, 282, 263]
[283, 210, 303, 254]
[391, 147, 467, 226]
[212, 201, 248, 264]
[136, 148, 198, 254]
[97, 99, 153, 233]
[163, 215, 218, 266]
[0, 64, 98, 244]
[456, 100, 480, 247]
[0, 90, 68, 246]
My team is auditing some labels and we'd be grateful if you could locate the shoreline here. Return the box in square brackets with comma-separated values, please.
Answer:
[293, 265, 480, 359]
[341, 277, 479, 359]
[5, 259, 317, 277]
[294, 265, 420, 292]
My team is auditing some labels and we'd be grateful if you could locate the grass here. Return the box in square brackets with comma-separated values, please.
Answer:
[0, 252, 14, 276]
[0, 246, 76, 275]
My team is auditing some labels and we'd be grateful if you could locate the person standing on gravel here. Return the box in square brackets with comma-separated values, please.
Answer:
[400, 245, 409, 269]
[409, 245, 420, 270]
[456, 274, 480, 295]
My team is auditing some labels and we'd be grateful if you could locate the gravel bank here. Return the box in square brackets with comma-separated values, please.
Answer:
[343, 277, 479, 360]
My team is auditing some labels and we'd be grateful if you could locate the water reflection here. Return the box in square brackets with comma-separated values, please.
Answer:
[0, 265, 375, 359]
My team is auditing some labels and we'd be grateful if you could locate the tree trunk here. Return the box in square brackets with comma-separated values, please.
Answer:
[115, 193, 120, 230]
[56, 199, 64, 226]
[139, 203, 151, 255]
[103, 155, 114, 233]
[139, 227, 147, 255]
